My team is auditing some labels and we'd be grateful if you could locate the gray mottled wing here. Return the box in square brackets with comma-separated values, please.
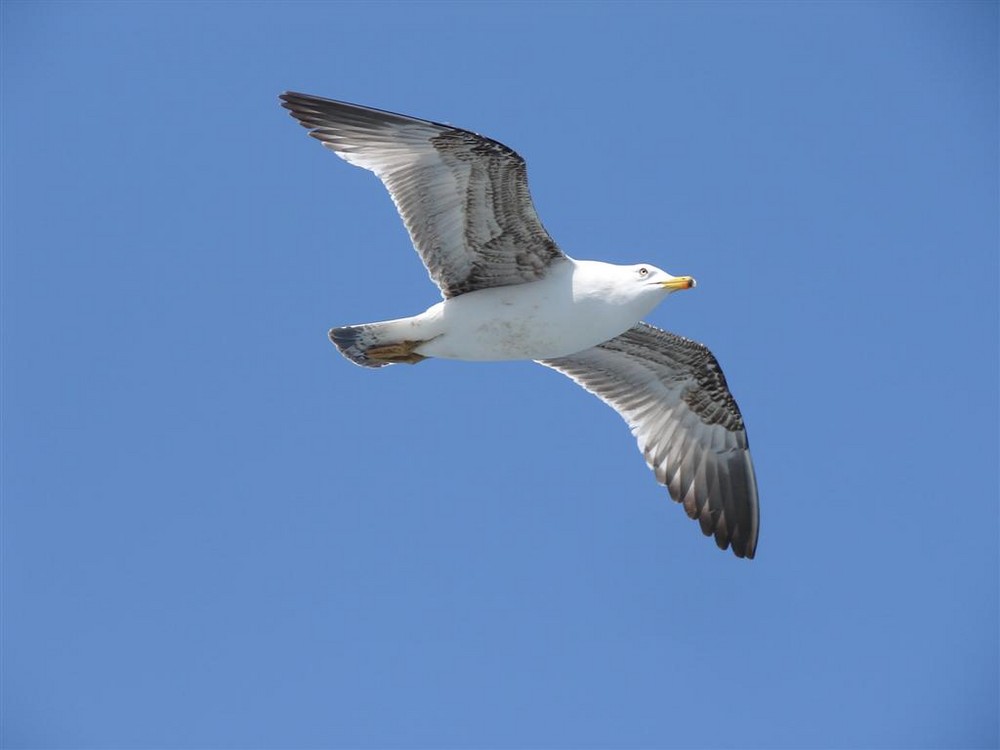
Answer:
[280, 92, 567, 298]
[539, 322, 759, 559]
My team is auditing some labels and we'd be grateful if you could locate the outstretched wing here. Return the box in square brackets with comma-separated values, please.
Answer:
[540, 322, 759, 558]
[280, 92, 567, 298]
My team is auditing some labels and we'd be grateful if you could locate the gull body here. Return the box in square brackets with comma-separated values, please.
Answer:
[368, 259, 694, 362]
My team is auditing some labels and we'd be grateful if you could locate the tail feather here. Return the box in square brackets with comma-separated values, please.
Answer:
[329, 325, 387, 368]
[329, 323, 429, 367]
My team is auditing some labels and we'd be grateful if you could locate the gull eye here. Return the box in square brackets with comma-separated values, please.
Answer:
[637, 267, 649, 278]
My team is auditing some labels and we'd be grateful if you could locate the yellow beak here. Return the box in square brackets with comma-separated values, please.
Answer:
[660, 275, 697, 291]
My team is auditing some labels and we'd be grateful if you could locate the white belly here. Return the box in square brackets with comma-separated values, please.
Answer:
[416, 272, 652, 361]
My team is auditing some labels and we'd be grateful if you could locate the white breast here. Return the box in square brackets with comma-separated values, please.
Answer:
[416, 259, 661, 361]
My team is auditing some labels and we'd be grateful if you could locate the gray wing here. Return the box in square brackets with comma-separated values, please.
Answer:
[540, 322, 759, 559]
[280, 92, 567, 298]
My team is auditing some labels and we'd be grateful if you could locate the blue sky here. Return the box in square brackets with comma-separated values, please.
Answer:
[2, 1, 997, 747]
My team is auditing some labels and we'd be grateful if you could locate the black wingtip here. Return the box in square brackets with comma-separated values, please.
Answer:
[278, 91, 301, 108]
[729, 526, 757, 560]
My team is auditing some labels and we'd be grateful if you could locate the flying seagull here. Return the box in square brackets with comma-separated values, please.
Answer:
[280, 91, 760, 559]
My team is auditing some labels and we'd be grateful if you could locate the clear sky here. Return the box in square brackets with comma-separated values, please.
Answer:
[2, 2, 997, 748]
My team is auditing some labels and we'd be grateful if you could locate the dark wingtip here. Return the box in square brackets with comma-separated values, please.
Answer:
[700, 509, 756, 560]
[728, 528, 756, 560]
[278, 91, 299, 109]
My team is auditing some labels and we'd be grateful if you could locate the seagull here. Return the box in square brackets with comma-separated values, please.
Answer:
[280, 91, 760, 559]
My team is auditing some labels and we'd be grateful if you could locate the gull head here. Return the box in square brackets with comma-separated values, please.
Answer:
[630, 263, 697, 296]
[571, 260, 697, 318]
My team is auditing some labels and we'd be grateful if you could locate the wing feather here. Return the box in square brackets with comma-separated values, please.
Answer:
[280, 92, 567, 297]
[539, 322, 759, 559]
